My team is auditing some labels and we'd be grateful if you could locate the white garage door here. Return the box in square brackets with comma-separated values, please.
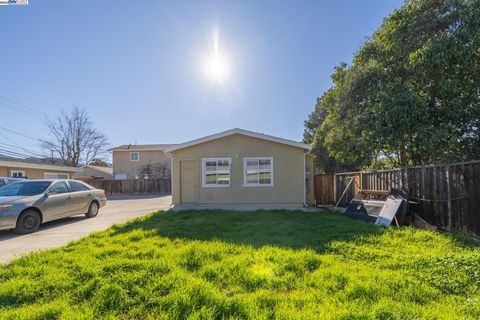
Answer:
[44, 173, 69, 179]
[115, 173, 128, 180]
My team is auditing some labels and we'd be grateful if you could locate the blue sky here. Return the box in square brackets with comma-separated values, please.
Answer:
[0, 0, 402, 161]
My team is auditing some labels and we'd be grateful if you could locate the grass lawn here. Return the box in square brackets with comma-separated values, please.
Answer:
[0, 210, 479, 319]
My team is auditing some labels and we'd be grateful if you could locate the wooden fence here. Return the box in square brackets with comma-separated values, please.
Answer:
[314, 174, 335, 205]
[85, 179, 171, 195]
[315, 160, 480, 237]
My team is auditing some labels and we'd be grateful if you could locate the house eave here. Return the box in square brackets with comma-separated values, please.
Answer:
[165, 128, 313, 153]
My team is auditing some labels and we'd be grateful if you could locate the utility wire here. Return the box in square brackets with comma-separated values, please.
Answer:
[0, 148, 36, 159]
[0, 142, 49, 159]
[0, 96, 47, 119]
[0, 129, 50, 160]
[0, 101, 43, 120]
[0, 148, 52, 162]
[0, 131, 20, 147]
[0, 126, 40, 141]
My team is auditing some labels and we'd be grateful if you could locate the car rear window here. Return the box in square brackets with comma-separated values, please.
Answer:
[69, 181, 90, 192]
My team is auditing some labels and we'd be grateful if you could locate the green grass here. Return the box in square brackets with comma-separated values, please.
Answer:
[0, 210, 479, 319]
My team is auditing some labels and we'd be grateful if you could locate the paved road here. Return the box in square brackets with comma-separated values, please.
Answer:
[0, 195, 172, 264]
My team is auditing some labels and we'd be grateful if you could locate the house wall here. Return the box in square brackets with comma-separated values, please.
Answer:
[0, 166, 74, 179]
[171, 134, 309, 207]
[112, 150, 171, 179]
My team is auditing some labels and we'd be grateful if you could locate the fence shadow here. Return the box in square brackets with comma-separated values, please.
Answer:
[110, 209, 386, 252]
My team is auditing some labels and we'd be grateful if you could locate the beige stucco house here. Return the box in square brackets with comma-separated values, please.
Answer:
[0, 158, 78, 179]
[165, 128, 315, 209]
[74, 165, 114, 180]
[110, 144, 173, 180]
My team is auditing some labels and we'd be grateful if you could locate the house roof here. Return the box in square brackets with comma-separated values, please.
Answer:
[0, 157, 79, 172]
[109, 144, 175, 152]
[0, 155, 67, 166]
[84, 165, 114, 175]
[165, 128, 313, 153]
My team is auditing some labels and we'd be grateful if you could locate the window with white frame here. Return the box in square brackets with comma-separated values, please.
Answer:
[202, 158, 231, 187]
[244, 157, 273, 186]
[130, 152, 139, 161]
[10, 170, 26, 178]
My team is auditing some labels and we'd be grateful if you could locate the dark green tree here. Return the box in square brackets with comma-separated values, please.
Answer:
[306, 0, 480, 169]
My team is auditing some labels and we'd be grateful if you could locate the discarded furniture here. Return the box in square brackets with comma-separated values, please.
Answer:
[344, 188, 409, 227]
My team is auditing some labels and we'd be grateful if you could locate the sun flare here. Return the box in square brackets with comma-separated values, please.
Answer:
[201, 29, 232, 85]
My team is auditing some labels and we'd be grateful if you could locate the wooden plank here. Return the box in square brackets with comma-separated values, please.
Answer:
[446, 166, 453, 231]
[314, 174, 335, 205]
[472, 163, 480, 236]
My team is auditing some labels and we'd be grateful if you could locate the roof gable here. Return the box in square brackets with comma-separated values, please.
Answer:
[165, 128, 312, 153]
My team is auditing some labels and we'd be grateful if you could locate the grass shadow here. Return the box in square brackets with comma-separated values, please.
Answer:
[109, 209, 386, 252]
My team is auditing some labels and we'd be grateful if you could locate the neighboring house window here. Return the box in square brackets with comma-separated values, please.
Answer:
[202, 158, 231, 187]
[44, 173, 69, 179]
[10, 170, 25, 178]
[244, 157, 273, 186]
[130, 152, 139, 161]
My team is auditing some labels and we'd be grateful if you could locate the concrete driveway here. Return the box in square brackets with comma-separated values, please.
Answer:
[0, 195, 171, 264]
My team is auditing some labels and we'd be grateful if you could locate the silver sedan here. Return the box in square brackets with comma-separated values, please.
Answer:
[0, 180, 107, 234]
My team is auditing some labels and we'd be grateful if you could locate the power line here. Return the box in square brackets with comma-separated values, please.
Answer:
[0, 142, 49, 159]
[0, 101, 43, 120]
[0, 126, 40, 141]
[0, 96, 47, 119]
[0, 148, 53, 162]
[0, 148, 36, 159]
[0, 131, 20, 146]
[0, 126, 52, 160]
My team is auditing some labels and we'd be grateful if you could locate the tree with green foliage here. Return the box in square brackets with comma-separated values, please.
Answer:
[88, 158, 110, 167]
[305, 0, 480, 170]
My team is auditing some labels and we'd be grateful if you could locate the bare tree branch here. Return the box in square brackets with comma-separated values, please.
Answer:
[41, 106, 109, 167]
[137, 161, 171, 179]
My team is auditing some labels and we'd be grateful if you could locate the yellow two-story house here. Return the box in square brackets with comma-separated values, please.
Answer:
[109, 144, 174, 180]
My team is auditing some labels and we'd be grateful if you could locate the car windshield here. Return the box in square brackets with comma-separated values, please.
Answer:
[0, 181, 51, 196]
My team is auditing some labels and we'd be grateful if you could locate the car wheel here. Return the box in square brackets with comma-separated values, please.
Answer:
[14, 210, 41, 234]
[85, 201, 99, 218]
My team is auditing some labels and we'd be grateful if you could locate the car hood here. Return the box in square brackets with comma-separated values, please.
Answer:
[0, 195, 37, 205]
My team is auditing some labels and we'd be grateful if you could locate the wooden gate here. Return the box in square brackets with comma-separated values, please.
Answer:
[314, 174, 335, 205]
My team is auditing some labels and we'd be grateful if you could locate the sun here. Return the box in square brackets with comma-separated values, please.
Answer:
[203, 52, 230, 84]
[201, 29, 232, 85]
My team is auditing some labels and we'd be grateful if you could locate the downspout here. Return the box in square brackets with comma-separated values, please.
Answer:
[111, 150, 116, 179]
[303, 152, 307, 207]
[166, 152, 174, 206]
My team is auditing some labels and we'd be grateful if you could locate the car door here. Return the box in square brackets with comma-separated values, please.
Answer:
[41, 181, 73, 221]
[67, 181, 92, 214]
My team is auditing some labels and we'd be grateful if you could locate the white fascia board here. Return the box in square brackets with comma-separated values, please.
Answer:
[165, 128, 313, 153]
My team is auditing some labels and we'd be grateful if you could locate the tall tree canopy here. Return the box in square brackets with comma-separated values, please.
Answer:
[305, 0, 480, 171]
